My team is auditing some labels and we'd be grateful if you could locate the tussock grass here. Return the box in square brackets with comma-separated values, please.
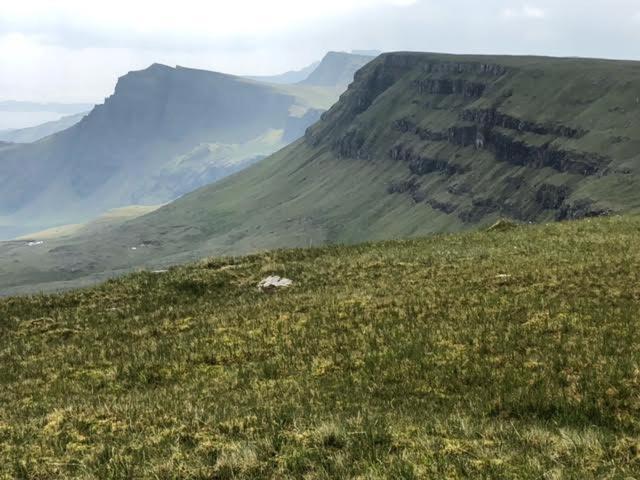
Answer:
[1, 216, 640, 478]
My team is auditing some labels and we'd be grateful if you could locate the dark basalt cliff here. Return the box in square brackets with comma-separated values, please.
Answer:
[305, 52, 640, 224]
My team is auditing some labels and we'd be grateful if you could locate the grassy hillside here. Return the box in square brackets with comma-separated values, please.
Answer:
[2, 216, 640, 478]
[2, 51, 640, 294]
[16, 205, 161, 241]
[0, 140, 464, 295]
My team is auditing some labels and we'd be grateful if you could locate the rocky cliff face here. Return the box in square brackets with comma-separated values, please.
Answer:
[305, 52, 640, 224]
[80, 64, 297, 148]
[0, 64, 330, 233]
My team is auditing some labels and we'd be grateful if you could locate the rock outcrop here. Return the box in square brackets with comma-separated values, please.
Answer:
[460, 108, 587, 139]
[414, 78, 486, 98]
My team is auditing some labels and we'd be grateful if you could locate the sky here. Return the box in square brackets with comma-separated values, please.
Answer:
[0, 0, 639, 104]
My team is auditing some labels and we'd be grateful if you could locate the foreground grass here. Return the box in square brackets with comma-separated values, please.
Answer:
[1, 216, 640, 478]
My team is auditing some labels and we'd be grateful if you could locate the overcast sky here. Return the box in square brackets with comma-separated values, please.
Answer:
[1, 0, 639, 103]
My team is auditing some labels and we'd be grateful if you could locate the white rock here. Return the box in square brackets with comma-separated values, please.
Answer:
[26, 241, 44, 247]
[258, 276, 293, 291]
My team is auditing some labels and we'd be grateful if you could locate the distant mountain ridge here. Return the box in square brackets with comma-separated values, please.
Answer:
[247, 51, 377, 87]
[246, 61, 320, 84]
[0, 63, 339, 238]
[351, 49, 383, 57]
[299, 51, 377, 87]
[0, 112, 89, 143]
[0, 101, 93, 114]
[3, 51, 639, 294]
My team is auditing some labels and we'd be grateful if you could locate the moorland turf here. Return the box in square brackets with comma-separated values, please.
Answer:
[1, 216, 640, 478]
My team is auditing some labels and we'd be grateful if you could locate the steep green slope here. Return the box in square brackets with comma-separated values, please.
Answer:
[2, 216, 640, 477]
[2, 52, 640, 294]
[0, 64, 337, 239]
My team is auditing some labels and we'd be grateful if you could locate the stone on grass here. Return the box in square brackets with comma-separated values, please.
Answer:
[258, 276, 293, 291]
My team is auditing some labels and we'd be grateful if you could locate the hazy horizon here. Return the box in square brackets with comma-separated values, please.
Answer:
[1, 0, 640, 104]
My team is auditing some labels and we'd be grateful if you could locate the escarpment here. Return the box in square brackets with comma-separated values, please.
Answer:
[392, 120, 605, 175]
[305, 52, 640, 225]
[4, 52, 640, 294]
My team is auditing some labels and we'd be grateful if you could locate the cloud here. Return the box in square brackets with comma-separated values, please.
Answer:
[0, 0, 417, 49]
[502, 4, 546, 19]
[2, 0, 640, 103]
[387, 0, 419, 5]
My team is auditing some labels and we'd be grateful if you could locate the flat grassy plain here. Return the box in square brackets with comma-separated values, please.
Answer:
[1, 216, 640, 478]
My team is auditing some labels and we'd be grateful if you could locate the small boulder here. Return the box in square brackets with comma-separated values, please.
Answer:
[258, 276, 293, 291]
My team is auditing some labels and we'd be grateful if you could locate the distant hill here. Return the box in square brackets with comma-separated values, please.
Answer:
[299, 51, 377, 88]
[0, 100, 93, 114]
[351, 49, 383, 56]
[3, 51, 640, 294]
[0, 101, 94, 131]
[247, 51, 378, 87]
[0, 63, 339, 238]
[246, 61, 320, 84]
[0, 111, 88, 143]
